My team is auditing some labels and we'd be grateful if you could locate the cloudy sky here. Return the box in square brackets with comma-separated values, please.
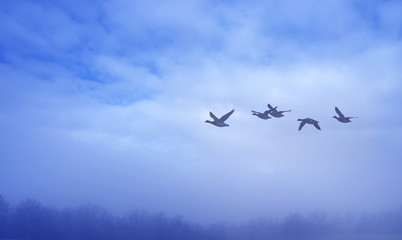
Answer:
[1, 0, 402, 224]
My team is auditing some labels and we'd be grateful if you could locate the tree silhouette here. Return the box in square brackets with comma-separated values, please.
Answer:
[1, 194, 402, 240]
[10, 198, 58, 239]
[0, 194, 10, 237]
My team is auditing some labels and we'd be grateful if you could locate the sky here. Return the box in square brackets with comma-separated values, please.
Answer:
[1, 0, 402, 224]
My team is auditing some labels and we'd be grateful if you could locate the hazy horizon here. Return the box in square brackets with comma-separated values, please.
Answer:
[1, 0, 402, 226]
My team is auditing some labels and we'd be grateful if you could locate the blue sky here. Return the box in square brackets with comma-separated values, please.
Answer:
[1, 0, 402, 224]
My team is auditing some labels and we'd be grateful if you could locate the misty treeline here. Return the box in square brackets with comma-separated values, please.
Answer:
[0, 194, 402, 240]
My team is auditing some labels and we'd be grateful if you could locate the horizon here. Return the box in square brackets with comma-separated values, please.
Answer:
[1, 0, 402, 226]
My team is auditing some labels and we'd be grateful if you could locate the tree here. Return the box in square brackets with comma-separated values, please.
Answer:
[11, 198, 58, 240]
[0, 194, 10, 236]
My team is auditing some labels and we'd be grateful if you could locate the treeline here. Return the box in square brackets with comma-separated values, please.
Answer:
[1, 194, 402, 240]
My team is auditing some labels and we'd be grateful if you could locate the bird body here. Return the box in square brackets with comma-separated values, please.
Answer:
[205, 109, 235, 127]
[333, 107, 356, 123]
[251, 110, 272, 120]
[297, 118, 321, 131]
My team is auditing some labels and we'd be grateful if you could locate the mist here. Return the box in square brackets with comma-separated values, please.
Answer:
[1, 0, 402, 238]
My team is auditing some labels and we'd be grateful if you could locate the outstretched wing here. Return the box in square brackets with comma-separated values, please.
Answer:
[335, 107, 345, 118]
[298, 121, 306, 131]
[267, 104, 277, 110]
[219, 109, 235, 122]
[209, 111, 219, 121]
[313, 122, 321, 130]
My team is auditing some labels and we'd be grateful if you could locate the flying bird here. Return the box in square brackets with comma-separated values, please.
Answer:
[205, 109, 235, 127]
[333, 107, 357, 123]
[267, 104, 291, 118]
[251, 109, 272, 120]
[297, 118, 321, 131]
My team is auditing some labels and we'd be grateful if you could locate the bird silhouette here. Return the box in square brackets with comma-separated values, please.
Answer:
[297, 118, 321, 131]
[251, 109, 272, 120]
[267, 104, 291, 118]
[333, 107, 357, 123]
[205, 109, 235, 127]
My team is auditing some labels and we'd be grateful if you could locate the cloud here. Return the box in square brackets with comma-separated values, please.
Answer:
[1, 0, 402, 224]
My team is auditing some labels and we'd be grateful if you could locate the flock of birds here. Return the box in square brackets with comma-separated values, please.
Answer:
[205, 104, 357, 131]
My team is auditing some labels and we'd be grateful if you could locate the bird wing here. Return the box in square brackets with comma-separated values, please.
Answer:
[313, 122, 321, 130]
[298, 121, 306, 131]
[335, 107, 345, 118]
[219, 109, 235, 122]
[267, 104, 275, 110]
[209, 111, 219, 121]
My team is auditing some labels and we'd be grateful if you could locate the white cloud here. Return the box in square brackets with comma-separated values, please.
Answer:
[1, 0, 402, 224]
